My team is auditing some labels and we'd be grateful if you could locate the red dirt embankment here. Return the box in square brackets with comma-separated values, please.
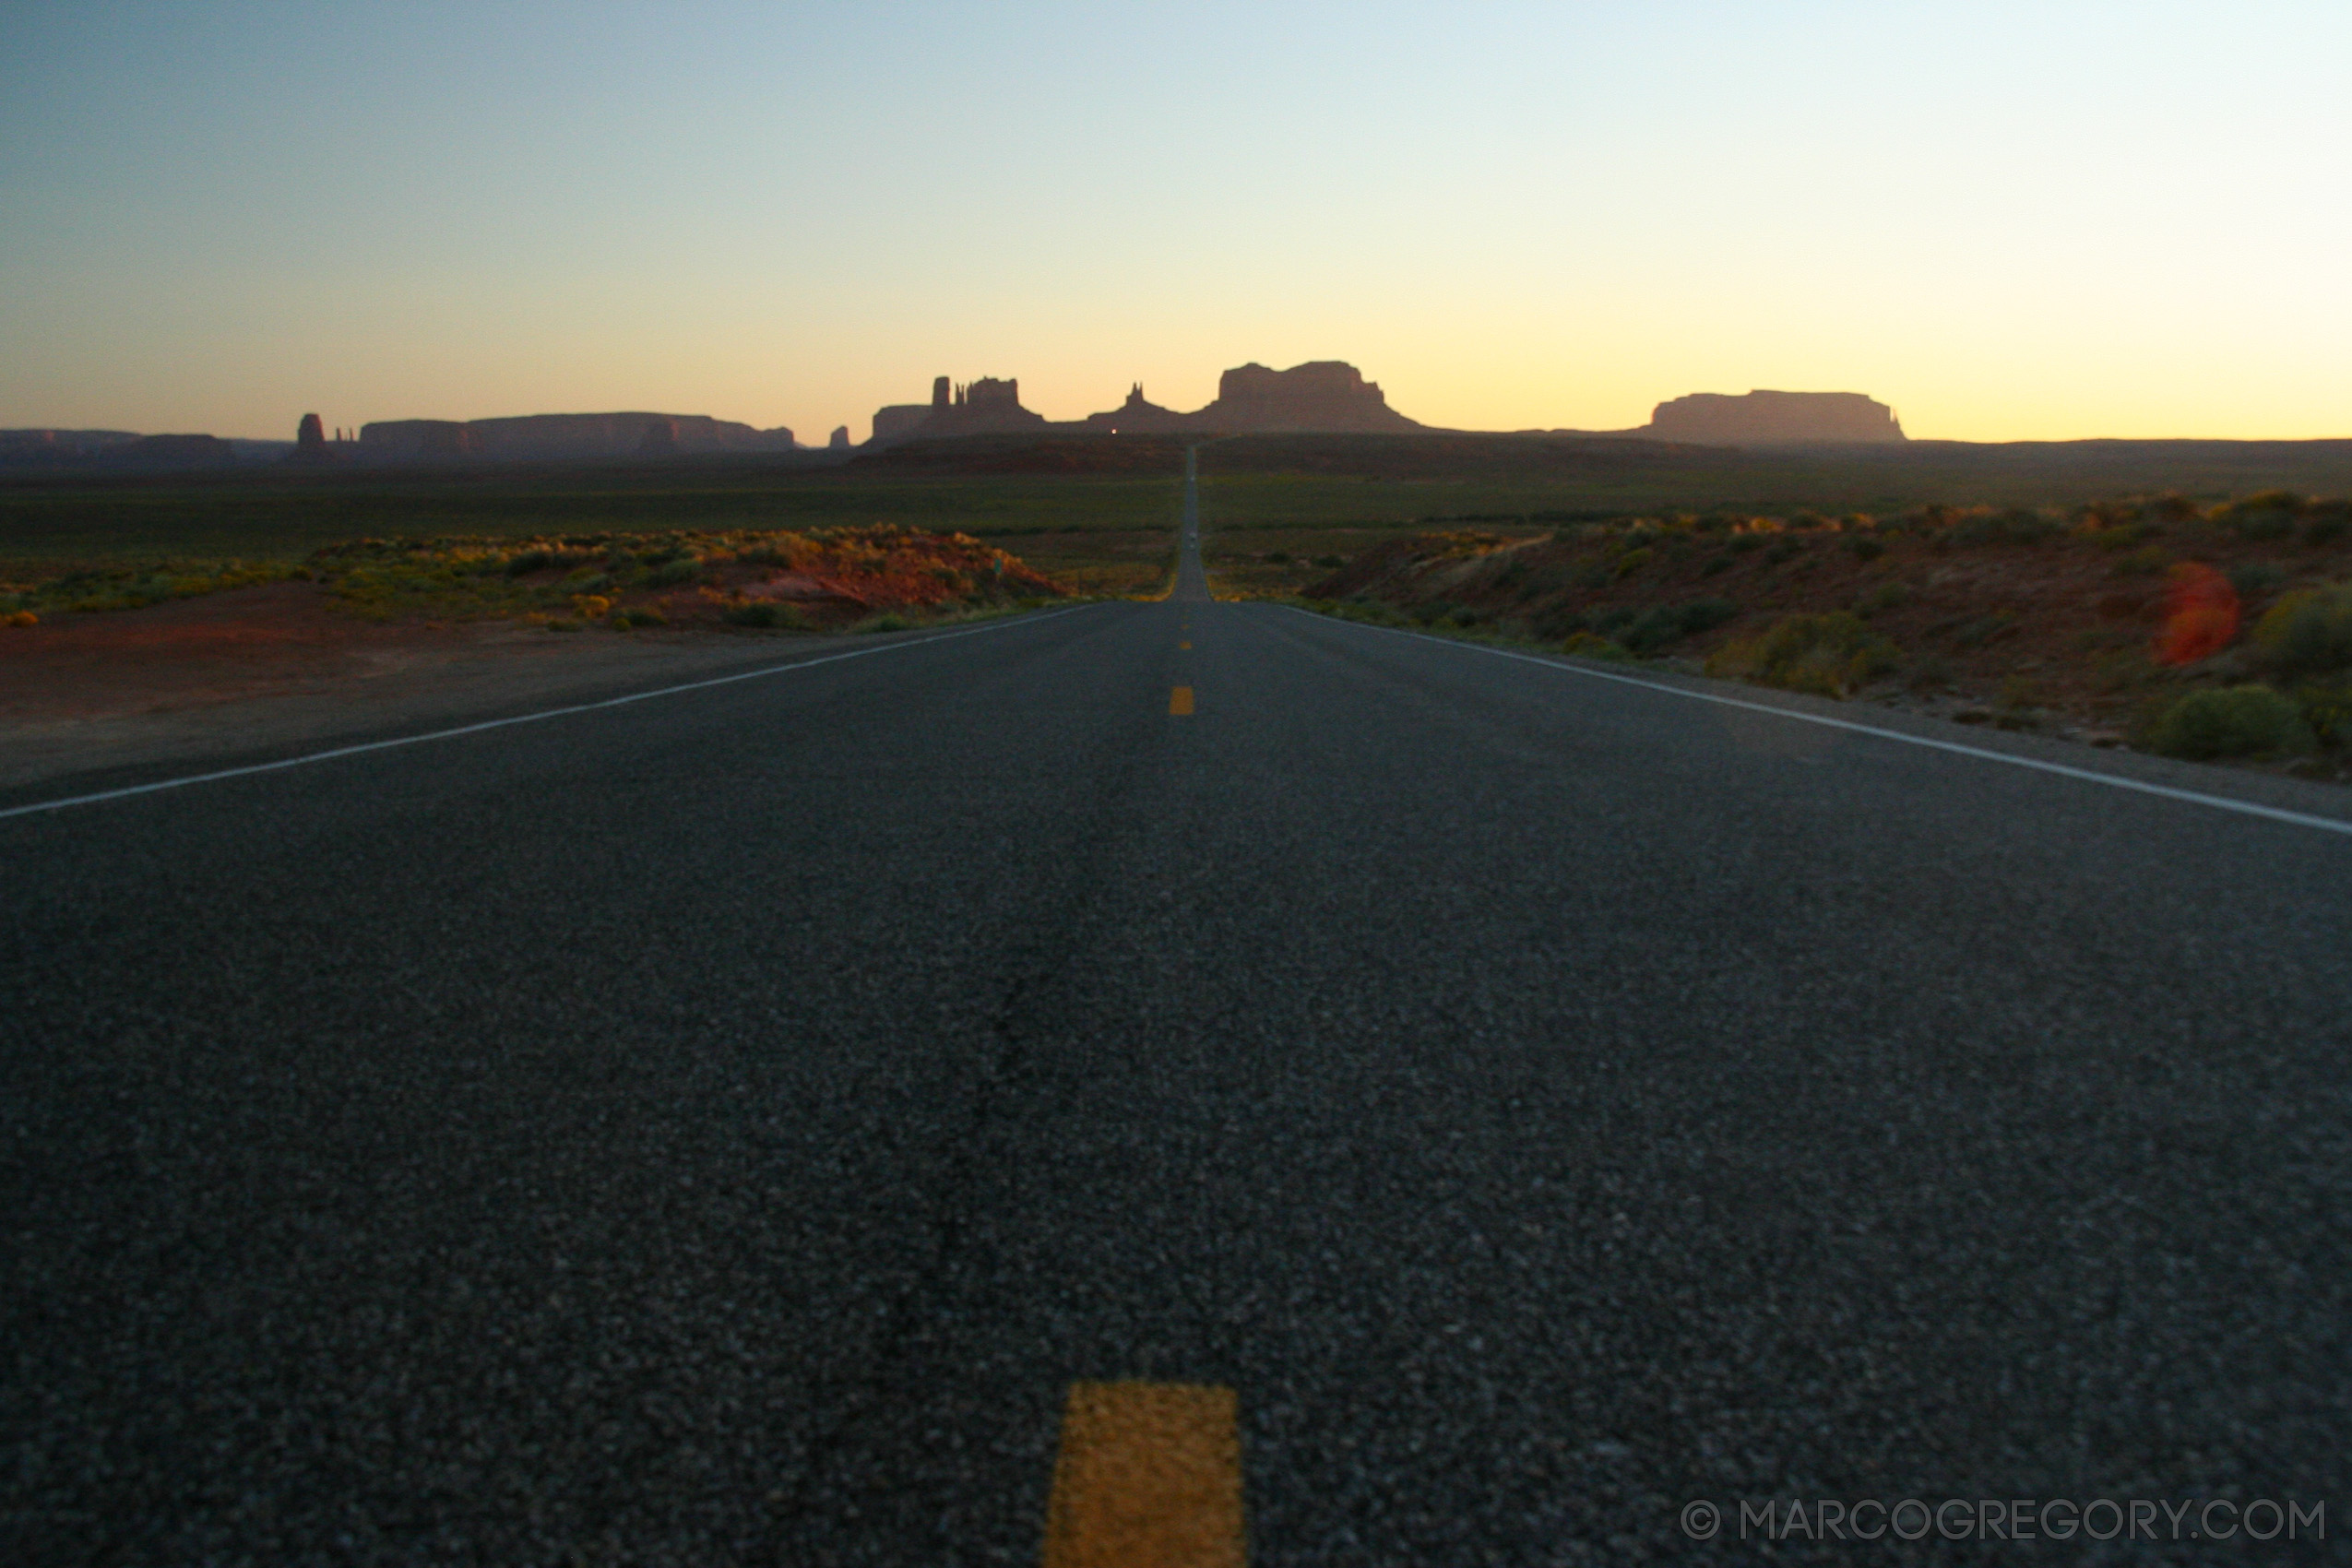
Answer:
[0, 580, 482, 723]
[1304, 499, 2352, 774]
[0, 529, 1068, 790]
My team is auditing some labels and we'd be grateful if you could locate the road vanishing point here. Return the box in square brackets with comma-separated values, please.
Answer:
[6, 454, 2350, 1564]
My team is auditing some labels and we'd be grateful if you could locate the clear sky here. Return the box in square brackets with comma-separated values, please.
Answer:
[3, 1, 2346, 443]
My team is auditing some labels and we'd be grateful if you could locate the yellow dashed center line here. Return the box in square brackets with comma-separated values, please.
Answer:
[1180, 641, 1192, 649]
[1042, 1382, 1245, 1568]
[1170, 686, 1194, 716]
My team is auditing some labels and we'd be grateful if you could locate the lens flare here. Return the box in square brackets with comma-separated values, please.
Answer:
[2157, 562, 2239, 666]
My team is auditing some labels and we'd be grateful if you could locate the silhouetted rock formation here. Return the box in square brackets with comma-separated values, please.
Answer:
[869, 360, 1428, 446]
[359, 412, 796, 460]
[1185, 362, 1423, 434]
[101, 434, 239, 469]
[870, 404, 934, 445]
[285, 411, 347, 466]
[867, 375, 1049, 445]
[0, 428, 141, 466]
[1075, 385, 1192, 435]
[828, 426, 850, 451]
[1645, 390, 1904, 445]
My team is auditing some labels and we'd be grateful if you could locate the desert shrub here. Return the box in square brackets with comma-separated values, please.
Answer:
[1410, 600, 1458, 626]
[724, 602, 807, 629]
[2227, 563, 2286, 601]
[1265, 550, 1291, 564]
[2296, 684, 2352, 748]
[1906, 654, 1954, 691]
[2144, 684, 2310, 759]
[861, 612, 910, 634]
[1314, 554, 1345, 568]
[505, 548, 555, 576]
[1701, 554, 1733, 576]
[1621, 598, 1740, 652]
[2113, 546, 2171, 576]
[1763, 539, 1803, 564]
[5, 610, 36, 628]
[1855, 581, 1911, 616]
[2251, 583, 2352, 679]
[609, 606, 666, 630]
[1956, 507, 2061, 547]
[1846, 536, 1886, 562]
[1705, 612, 1899, 697]
[641, 558, 701, 588]
[2306, 516, 2349, 547]
[1728, 534, 1764, 554]
[1613, 547, 1655, 576]
[1562, 630, 1633, 661]
[1951, 612, 2016, 648]
[2219, 491, 2302, 542]
[1621, 606, 1687, 654]
[2087, 522, 2158, 551]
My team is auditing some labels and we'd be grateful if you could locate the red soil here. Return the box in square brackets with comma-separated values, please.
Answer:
[0, 581, 507, 722]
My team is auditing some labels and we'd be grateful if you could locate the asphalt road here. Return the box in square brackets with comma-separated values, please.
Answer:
[6, 507, 2352, 1565]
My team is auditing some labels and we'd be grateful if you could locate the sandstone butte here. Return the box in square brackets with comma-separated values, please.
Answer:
[864, 365, 1905, 449]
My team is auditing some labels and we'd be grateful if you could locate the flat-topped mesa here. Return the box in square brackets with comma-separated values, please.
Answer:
[1189, 361, 1424, 434]
[359, 412, 796, 459]
[1646, 390, 1905, 445]
[867, 359, 1430, 445]
[868, 374, 1049, 445]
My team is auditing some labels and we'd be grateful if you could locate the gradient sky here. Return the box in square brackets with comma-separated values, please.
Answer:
[3, 1, 2346, 443]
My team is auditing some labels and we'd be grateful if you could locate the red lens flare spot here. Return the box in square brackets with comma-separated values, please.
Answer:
[2157, 562, 2239, 666]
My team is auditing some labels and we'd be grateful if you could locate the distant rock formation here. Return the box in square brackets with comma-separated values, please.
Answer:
[828, 426, 850, 451]
[1075, 385, 1193, 435]
[1184, 362, 1423, 434]
[1645, 390, 1904, 445]
[865, 374, 1049, 445]
[870, 405, 933, 445]
[102, 434, 240, 469]
[0, 428, 141, 464]
[285, 411, 346, 466]
[359, 412, 796, 460]
[868, 360, 1427, 446]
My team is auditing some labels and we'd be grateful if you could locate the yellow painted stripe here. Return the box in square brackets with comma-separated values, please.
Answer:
[1179, 640, 1192, 649]
[1170, 686, 1194, 716]
[1041, 1382, 1244, 1568]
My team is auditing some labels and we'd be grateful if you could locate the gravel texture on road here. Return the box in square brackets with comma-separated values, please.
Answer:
[6, 537, 2349, 1563]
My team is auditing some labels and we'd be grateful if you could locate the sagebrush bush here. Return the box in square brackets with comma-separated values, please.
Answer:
[723, 602, 807, 630]
[2144, 684, 2310, 759]
[2251, 584, 2352, 679]
[1622, 599, 1738, 653]
[640, 558, 701, 588]
[1705, 612, 1899, 697]
[2295, 683, 2352, 749]
[1562, 630, 1633, 661]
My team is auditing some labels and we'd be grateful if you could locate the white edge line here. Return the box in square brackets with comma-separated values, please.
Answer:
[1269, 603, 2352, 838]
[1, 606, 1092, 823]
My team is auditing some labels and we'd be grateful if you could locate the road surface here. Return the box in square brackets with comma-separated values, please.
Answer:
[6, 475, 2350, 1563]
